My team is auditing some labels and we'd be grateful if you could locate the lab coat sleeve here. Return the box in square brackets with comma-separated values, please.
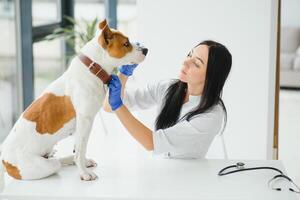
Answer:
[152, 107, 224, 158]
[123, 80, 171, 111]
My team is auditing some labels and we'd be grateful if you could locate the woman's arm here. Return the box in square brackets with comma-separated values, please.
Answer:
[115, 105, 154, 151]
[107, 74, 154, 151]
[103, 73, 128, 112]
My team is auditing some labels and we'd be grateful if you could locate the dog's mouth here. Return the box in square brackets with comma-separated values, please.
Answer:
[132, 53, 147, 64]
[124, 45, 148, 65]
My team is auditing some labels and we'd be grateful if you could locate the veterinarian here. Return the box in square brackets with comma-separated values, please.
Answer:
[103, 40, 232, 159]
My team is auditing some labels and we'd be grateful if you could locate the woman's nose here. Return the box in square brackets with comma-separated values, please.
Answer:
[183, 59, 191, 69]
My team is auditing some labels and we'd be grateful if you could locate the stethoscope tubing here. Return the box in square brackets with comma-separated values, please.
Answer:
[218, 166, 284, 176]
[218, 162, 300, 193]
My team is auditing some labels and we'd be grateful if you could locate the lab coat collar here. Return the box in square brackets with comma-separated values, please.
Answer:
[188, 95, 201, 103]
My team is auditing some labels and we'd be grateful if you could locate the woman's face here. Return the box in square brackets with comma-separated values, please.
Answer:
[179, 45, 209, 85]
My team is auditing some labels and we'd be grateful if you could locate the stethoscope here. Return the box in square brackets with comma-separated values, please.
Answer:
[218, 162, 300, 193]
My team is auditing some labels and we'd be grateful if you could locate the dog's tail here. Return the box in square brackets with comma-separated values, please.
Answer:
[0, 146, 5, 192]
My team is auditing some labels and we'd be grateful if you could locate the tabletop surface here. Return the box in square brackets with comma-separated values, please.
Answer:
[1, 120, 298, 200]
[2, 158, 298, 199]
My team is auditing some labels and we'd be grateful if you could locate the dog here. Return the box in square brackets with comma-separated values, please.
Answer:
[0, 19, 148, 186]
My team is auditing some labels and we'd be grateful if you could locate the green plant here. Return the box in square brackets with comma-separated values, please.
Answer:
[44, 16, 99, 54]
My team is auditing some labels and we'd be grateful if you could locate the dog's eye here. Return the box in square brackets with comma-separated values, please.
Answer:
[124, 42, 130, 47]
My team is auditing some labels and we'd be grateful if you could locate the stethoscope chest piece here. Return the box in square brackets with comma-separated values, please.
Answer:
[236, 162, 245, 169]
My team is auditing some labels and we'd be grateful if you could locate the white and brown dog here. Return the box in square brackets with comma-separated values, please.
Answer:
[0, 19, 147, 185]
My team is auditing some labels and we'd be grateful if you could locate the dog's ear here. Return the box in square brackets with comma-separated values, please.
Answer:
[98, 24, 113, 49]
[99, 19, 108, 30]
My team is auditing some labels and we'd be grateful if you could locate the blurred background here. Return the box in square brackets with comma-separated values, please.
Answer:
[0, 0, 299, 187]
[0, 0, 137, 142]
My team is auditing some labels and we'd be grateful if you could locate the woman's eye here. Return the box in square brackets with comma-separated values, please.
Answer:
[193, 61, 200, 68]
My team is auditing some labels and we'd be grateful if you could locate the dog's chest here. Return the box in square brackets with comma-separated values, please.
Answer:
[68, 61, 107, 109]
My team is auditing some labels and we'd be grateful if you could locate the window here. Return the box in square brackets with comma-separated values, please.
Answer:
[117, 0, 137, 39]
[33, 38, 65, 97]
[32, 0, 74, 98]
[32, 0, 60, 26]
[75, 0, 105, 20]
[0, 0, 17, 142]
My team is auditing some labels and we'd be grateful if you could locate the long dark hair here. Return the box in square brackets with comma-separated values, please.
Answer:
[155, 40, 232, 131]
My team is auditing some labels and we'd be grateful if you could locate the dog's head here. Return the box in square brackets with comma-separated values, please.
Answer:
[97, 19, 148, 66]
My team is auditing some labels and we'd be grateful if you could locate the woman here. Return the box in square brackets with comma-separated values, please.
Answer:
[103, 40, 232, 159]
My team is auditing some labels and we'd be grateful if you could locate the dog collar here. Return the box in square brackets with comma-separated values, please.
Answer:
[78, 53, 112, 84]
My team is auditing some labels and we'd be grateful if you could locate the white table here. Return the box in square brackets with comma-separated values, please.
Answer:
[0, 124, 298, 200]
[1, 157, 298, 199]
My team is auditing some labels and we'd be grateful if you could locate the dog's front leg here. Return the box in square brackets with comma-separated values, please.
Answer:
[74, 115, 98, 181]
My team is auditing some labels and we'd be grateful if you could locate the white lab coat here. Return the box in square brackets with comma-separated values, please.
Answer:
[123, 79, 224, 159]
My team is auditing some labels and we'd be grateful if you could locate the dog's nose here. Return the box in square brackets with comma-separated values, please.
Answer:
[142, 48, 148, 56]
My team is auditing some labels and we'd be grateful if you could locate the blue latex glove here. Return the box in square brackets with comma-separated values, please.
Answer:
[119, 64, 138, 76]
[108, 75, 123, 111]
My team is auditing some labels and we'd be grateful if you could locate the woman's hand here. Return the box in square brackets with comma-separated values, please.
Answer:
[119, 64, 138, 76]
[108, 76, 154, 151]
[108, 75, 123, 111]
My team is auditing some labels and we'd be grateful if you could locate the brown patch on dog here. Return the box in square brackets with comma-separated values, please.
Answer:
[2, 160, 22, 180]
[98, 21, 133, 59]
[99, 19, 107, 29]
[23, 93, 76, 134]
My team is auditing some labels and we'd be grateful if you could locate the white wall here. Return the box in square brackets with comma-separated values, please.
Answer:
[132, 0, 278, 159]
[281, 0, 300, 27]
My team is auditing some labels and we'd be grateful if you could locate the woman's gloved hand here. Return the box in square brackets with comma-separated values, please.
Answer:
[119, 64, 138, 76]
[108, 75, 123, 111]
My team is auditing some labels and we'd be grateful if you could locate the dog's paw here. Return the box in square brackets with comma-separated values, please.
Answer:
[49, 149, 57, 157]
[85, 159, 97, 168]
[43, 149, 57, 159]
[80, 171, 98, 181]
